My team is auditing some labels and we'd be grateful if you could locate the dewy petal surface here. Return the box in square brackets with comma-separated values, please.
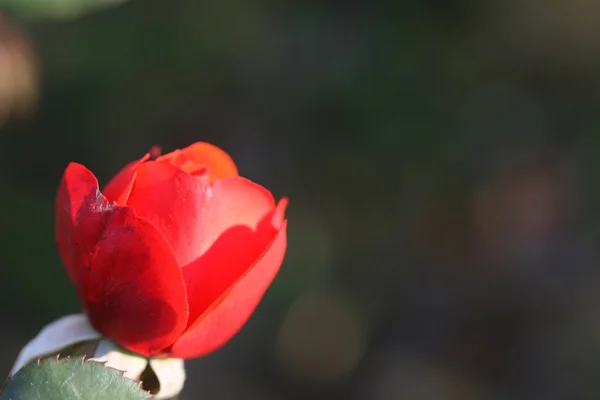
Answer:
[170, 221, 288, 359]
[156, 142, 238, 182]
[55, 163, 189, 355]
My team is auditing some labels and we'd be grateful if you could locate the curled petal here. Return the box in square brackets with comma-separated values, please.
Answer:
[102, 153, 150, 205]
[156, 142, 238, 182]
[170, 221, 288, 359]
[179, 196, 286, 330]
[197, 177, 279, 256]
[271, 197, 288, 230]
[55, 162, 107, 298]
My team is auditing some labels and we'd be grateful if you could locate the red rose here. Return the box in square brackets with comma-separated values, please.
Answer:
[55, 142, 288, 358]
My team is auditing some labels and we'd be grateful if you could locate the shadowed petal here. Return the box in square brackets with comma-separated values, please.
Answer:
[193, 177, 279, 256]
[179, 197, 287, 329]
[170, 220, 287, 359]
[83, 206, 189, 355]
[55, 162, 107, 297]
[55, 162, 189, 355]
[126, 165, 275, 267]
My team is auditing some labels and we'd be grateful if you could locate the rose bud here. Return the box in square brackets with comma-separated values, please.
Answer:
[55, 142, 288, 358]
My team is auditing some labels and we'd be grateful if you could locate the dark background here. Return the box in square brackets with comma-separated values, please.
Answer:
[2, 1, 600, 399]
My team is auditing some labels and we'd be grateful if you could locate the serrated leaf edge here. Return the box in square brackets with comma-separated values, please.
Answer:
[19, 355, 151, 396]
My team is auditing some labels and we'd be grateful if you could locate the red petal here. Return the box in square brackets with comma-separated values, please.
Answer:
[169, 220, 288, 359]
[125, 161, 209, 265]
[103, 153, 150, 205]
[55, 162, 103, 297]
[179, 196, 286, 328]
[126, 164, 275, 266]
[191, 176, 278, 257]
[271, 197, 288, 230]
[55, 163, 188, 355]
[84, 207, 189, 355]
[156, 142, 238, 183]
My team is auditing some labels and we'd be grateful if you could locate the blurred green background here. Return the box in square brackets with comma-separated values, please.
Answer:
[2, 1, 600, 398]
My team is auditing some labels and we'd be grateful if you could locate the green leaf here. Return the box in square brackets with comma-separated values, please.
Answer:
[0, 357, 151, 400]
